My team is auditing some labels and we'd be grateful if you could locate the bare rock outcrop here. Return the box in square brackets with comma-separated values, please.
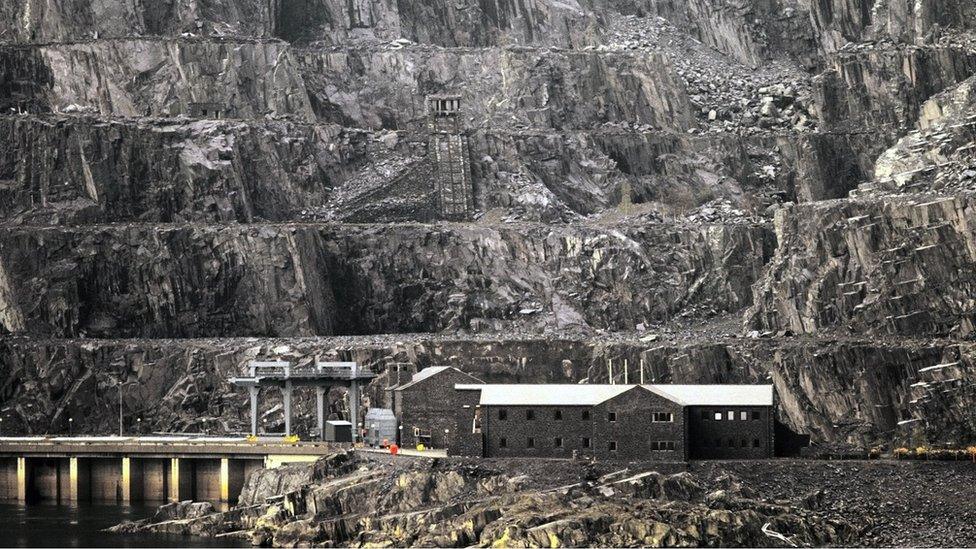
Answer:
[118, 452, 868, 547]
[748, 195, 976, 338]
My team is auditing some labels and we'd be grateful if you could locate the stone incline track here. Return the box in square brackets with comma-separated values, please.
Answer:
[1, 0, 976, 455]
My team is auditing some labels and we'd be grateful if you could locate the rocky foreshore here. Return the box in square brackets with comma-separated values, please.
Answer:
[112, 451, 874, 547]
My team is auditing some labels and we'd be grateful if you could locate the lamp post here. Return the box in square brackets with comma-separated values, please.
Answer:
[119, 383, 124, 436]
[111, 379, 139, 437]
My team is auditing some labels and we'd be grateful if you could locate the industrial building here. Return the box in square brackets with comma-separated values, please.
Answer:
[388, 366, 484, 449]
[450, 384, 775, 460]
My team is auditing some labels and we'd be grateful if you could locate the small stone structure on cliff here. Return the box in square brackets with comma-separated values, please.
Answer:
[427, 94, 475, 220]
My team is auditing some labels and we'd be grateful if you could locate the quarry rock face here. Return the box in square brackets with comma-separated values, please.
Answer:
[3, 0, 976, 462]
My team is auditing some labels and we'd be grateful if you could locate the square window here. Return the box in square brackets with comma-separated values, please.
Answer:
[527, 437, 535, 448]
[608, 412, 617, 422]
[740, 411, 748, 421]
[667, 441, 675, 451]
[526, 409, 535, 420]
[727, 411, 735, 421]
[499, 438, 507, 448]
[714, 412, 723, 421]
[752, 410, 761, 420]
[582, 410, 591, 420]
[582, 437, 591, 448]
[608, 441, 618, 451]
[727, 438, 735, 447]
[554, 437, 563, 448]
[498, 409, 507, 420]
[554, 409, 562, 420]
[741, 439, 748, 448]
[753, 439, 761, 448]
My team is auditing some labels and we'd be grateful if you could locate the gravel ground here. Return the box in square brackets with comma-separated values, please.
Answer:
[692, 459, 976, 547]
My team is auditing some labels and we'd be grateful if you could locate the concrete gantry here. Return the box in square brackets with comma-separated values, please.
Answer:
[230, 360, 376, 441]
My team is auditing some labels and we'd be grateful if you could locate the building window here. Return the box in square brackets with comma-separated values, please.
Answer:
[652, 412, 673, 422]
[714, 412, 723, 421]
[499, 438, 507, 448]
[727, 411, 735, 420]
[740, 411, 748, 421]
[741, 439, 748, 448]
[498, 409, 507, 420]
[651, 440, 676, 451]
[752, 410, 761, 420]
[582, 410, 591, 420]
[582, 437, 591, 448]
[527, 437, 535, 448]
[608, 441, 617, 451]
[526, 409, 535, 420]
[753, 439, 761, 448]
[701, 410, 709, 420]
[727, 438, 735, 447]
[554, 409, 562, 420]
[608, 412, 617, 422]
[554, 437, 563, 448]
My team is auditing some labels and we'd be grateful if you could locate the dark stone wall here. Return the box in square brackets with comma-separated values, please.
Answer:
[450, 389, 484, 457]
[687, 406, 774, 459]
[591, 387, 686, 461]
[396, 368, 481, 449]
[483, 404, 595, 459]
[478, 388, 686, 461]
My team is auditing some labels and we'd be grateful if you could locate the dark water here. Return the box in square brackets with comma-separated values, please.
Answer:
[0, 503, 247, 548]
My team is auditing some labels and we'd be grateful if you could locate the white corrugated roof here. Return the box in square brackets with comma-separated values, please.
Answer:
[395, 366, 451, 390]
[397, 366, 483, 390]
[653, 385, 774, 406]
[454, 384, 773, 407]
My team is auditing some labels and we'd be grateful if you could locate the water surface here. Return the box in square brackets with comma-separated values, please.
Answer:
[0, 503, 246, 548]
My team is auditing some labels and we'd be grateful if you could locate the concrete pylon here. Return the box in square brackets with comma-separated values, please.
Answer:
[248, 386, 259, 436]
[219, 458, 230, 503]
[316, 386, 326, 441]
[16, 457, 27, 503]
[282, 382, 293, 436]
[349, 381, 359, 442]
[68, 457, 90, 503]
[168, 458, 192, 502]
[121, 457, 143, 503]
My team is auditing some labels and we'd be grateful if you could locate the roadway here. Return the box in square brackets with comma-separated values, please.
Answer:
[0, 435, 346, 458]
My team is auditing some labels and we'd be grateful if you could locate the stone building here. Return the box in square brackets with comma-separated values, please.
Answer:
[451, 384, 775, 460]
[390, 366, 483, 449]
